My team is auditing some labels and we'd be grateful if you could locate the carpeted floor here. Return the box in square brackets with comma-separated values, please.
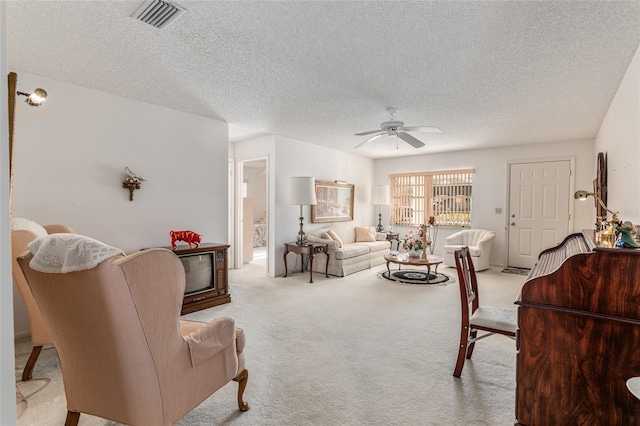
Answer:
[14, 263, 526, 425]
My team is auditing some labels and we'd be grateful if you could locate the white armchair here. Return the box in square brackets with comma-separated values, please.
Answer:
[443, 229, 496, 271]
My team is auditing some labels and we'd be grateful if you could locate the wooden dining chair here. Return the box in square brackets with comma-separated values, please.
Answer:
[453, 246, 517, 378]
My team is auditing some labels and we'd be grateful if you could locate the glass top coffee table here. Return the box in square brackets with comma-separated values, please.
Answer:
[384, 252, 445, 283]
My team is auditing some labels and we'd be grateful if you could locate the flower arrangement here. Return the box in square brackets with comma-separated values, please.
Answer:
[401, 225, 431, 252]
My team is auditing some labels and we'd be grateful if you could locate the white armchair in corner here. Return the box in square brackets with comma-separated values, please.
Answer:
[443, 229, 496, 271]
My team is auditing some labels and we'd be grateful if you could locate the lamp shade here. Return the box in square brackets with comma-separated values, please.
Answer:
[290, 177, 317, 205]
[371, 185, 390, 205]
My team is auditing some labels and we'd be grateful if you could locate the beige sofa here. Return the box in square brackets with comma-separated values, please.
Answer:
[306, 224, 390, 276]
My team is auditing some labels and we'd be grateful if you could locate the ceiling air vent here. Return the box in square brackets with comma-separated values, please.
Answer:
[131, 0, 186, 30]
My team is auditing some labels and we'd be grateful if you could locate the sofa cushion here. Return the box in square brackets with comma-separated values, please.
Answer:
[355, 226, 376, 242]
[359, 240, 390, 253]
[329, 224, 356, 244]
[334, 244, 370, 260]
[327, 229, 344, 248]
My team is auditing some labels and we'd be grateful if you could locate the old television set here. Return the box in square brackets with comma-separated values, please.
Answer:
[147, 243, 230, 314]
[178, 251, 215, 295]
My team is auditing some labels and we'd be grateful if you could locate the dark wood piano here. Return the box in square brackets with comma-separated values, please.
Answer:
[515, 230, 640, 425]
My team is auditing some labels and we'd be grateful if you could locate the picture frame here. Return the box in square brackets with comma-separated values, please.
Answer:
[311, 181, 354, 223]
[595, 152, 607, 220]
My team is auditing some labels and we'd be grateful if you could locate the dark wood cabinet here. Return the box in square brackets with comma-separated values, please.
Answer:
[165, 243, 231, 315]
[515, 231, 640, 425]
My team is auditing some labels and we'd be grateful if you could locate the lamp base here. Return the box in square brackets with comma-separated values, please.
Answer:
[597, 213, 621, 241]
[297, 215, 307, 245]
[376, 213, 384, 232]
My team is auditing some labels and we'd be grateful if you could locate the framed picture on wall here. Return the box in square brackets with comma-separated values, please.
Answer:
[311, 181, 354, 223]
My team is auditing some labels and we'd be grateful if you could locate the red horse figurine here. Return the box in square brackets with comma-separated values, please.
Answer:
[170, 230, 201, 249]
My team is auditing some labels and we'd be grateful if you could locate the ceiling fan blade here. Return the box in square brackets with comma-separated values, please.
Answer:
[354, 132, 385, 149]
[402, 126, 442, 133]
[354, 129, 384, 136]
[398, 132, 425, 148]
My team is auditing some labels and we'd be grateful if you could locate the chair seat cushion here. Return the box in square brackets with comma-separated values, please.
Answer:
[443, 244, 481, 257]
[470, 306, 518, 334]
[467, 247, 482, 257]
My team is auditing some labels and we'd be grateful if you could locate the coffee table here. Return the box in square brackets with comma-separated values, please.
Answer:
[384, 253, 445, 283]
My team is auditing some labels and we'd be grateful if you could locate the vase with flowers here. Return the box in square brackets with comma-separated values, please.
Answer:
[401, 225, 432, 259]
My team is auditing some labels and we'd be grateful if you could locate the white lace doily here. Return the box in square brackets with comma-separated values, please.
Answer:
[27, 233, 124, 273]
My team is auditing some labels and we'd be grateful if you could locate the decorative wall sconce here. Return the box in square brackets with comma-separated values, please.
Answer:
[17, 88, 47, 107]
[122, 166, 145, 201]
[574, 190, 619, 240]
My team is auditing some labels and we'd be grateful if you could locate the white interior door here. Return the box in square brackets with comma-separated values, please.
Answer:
[508, 160, 571, 268]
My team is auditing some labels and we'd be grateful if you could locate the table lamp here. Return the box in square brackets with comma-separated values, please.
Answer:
[574, 189, 619, 240]
[371, 185, 390, 232]
[290, 177, 317, 245]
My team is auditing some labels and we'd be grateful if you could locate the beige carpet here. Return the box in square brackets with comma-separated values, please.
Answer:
[14, 262, 526, 425]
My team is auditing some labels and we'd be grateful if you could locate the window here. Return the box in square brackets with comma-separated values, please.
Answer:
[390, 169, 473, 227]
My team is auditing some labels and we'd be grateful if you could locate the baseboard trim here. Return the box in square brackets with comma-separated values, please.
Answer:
[14, 330, 31, 341]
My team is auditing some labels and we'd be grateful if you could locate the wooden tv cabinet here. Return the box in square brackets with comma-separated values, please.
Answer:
[166, 243, 231, 315]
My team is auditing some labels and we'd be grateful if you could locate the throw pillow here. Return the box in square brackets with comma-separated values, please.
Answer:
[326, 229, 343, 248]
[355, 226, 376, 242]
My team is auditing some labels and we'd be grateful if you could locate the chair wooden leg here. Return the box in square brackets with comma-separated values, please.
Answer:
[232, 369, 249, 411]
[65, 411, 80, 426]
[453, 327, 469, 378]
[21, 345, 43, 381]
[466, 330, 477, 360]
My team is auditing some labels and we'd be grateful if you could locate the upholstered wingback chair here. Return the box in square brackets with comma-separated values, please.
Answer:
[18, 234, 248, 426]
[11, 217, 75, 381]
[443, 229, 496, 271]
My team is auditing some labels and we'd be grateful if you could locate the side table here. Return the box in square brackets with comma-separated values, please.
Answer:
[283, 242, 329, 283]
[386, 232, 400, 250]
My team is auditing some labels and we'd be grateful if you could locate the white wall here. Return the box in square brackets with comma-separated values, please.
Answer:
[234, 134, 376, 277]
[1, 2, 17, 423]
[245, 166, 267, 218]
[234, 135, 276, 273]
[596, 45, 640, 224]
[10, 73, 229, 335]
[374, 139, 596, 267]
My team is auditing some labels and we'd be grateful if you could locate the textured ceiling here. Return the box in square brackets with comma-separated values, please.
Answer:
[7, 1, 640, 159]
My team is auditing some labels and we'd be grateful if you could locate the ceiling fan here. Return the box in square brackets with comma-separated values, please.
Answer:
[354, 107, 441, 149]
